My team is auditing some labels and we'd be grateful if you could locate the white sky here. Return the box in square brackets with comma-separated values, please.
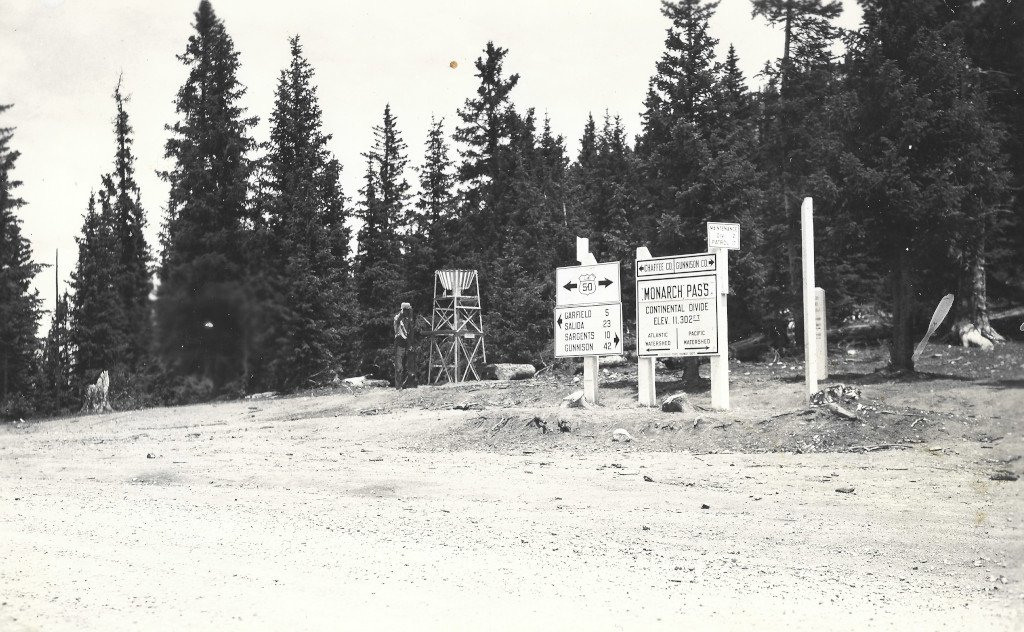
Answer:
[1, 0, 862, 328]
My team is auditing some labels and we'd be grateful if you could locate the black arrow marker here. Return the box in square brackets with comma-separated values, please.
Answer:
[557, 315, 563, 328]
[599, 278, 613, 288]
[563, 281, 578, 291]
[614, 333, 620, 345]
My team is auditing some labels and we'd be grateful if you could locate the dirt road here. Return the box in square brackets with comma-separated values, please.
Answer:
[3, 345, 1023, 631]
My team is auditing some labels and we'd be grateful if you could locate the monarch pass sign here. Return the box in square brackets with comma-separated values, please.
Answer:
[636, 252, 720, 357]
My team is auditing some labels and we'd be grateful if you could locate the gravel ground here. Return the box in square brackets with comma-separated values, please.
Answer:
[2, 341, 1022, 631]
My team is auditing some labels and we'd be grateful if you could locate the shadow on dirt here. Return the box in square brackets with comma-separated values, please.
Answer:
[820, 371, 975, 385]
[979, 378, 1024, 390]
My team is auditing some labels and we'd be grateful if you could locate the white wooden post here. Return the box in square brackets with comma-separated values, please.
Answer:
[636, 246, 657, 406]
[710, 248, 729, 410]
[801, 198, 818, 399]
[578, 237, 599, 404]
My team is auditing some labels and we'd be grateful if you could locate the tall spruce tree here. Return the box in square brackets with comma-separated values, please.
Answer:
[0, 104, 43, 414]
[636, 0, 722, 256]
[568, 113, 642, 318]
[949, 2, 1021, 342]
[69, 81, 154, 409]
[407, 116, 458, 307]
[481, 111, 570, 363]
[751, 0, 849, 334]
[703, 47, 776, 339]
[844, 0, 1012, 369]
[354, 104, 411, 376]
[70, 193, 124, 387]
[453, 42, 523, 264]
[106, 79, 153, 374]
[41, 292, 72, 414]
[257, 36, 352, 391]
[157, 0, 258, 395]
[454, 44, 577, 363]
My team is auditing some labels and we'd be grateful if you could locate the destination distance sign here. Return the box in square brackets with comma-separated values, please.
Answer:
[636, 251, 720, 358]
[554, 303, 623, 358]
[555, 261, 621, 307]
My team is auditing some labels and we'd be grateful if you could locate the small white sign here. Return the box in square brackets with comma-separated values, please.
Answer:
[555, 261, 621, 307]
[554, 303, 623, 357]
[815, 288, 828, 380]
[707, 222, 741, 250]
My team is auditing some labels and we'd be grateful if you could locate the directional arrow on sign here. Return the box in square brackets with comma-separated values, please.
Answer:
[556, 315, 563, 328]
[556, 262, 620, 307]
[684, 346, 711, 351]
[614, 333, 620, 345]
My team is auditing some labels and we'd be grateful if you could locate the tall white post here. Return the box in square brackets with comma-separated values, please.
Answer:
[578, 237, 599, 404]
[801, 197, 818, 399]
[710, 248, 729, 410]
[636, 246, 657, 406]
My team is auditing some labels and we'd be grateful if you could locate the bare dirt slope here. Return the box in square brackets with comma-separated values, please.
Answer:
[2, 342, 1022, 631]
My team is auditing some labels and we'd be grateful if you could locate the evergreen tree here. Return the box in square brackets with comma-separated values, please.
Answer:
[702, 49, 776, 339]
[844, 0, 1012, 369]
[453, 44, 577, 364]
[453, 42, 522, 262]
[0, 104, 43, 415]
[70, 193, 124, 387]
[41, 292, 72, 414]
[636, 0, 722, 256]
[750, 0, 843, 97]
[354, 104, 411, 376]
[106, 79, 153, 373]
[569, 113, 642, 318]
[953, 1, 1023, 332]
[156, 0, 258, 395]
[67, 80, 155, 409]
[408, 116, 458, 309]
[751, 0, 849, 332]
[257, 36, 352, 391]
[491, 112, 575, 363]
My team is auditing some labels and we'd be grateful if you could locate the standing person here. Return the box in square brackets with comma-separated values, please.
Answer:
[393, 302, 416, 389]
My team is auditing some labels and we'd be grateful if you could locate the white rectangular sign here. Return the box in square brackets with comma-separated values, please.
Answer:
[636, 253, 717, 278]
[555, 261, 621, 307]
[554, 303, 623, 358]
[636, 275, 719, 357]
[707, 222, 741, 250]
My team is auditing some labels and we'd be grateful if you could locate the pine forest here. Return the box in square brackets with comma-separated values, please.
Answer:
[2, 0, 1022, 418]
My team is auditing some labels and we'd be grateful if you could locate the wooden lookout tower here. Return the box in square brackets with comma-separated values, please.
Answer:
[428, 269, 487, 384]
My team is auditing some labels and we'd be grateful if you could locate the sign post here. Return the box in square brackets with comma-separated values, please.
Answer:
[709, 248, 730, 410]
[706, 222, 740, 411]
[636, 247, 657, 407]
[801, 198, 819, 399]
[636, 251, 728, 409]
[555, 240, 621, 405]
